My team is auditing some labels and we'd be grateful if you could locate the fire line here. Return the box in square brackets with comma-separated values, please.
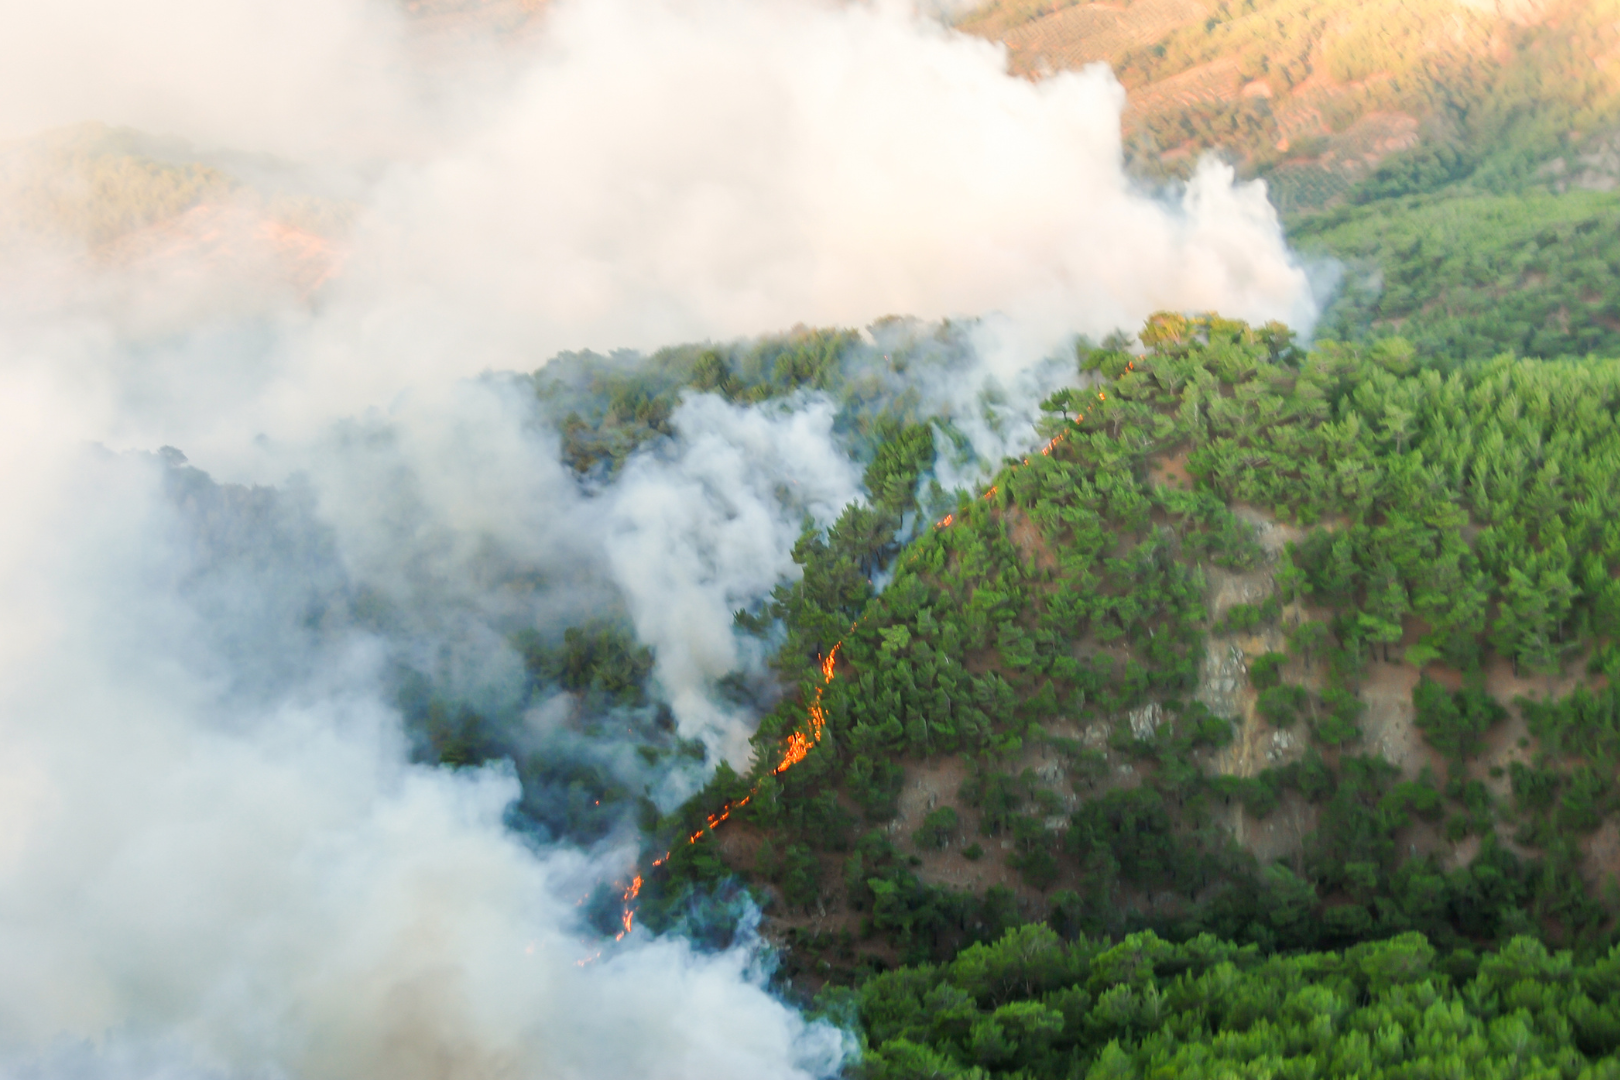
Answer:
[618, 385, 1113, 936]
[616, 641, 843, 936]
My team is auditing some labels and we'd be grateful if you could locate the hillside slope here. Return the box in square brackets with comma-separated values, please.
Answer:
[959, 0, 1619, 198]
[641, 315, 1620, 987]
[956, 0, 1620, 361]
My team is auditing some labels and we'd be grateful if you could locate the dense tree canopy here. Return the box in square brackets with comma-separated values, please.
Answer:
[636, 316, 1620, 1049]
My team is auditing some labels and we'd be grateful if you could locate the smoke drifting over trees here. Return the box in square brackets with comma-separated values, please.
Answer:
[0, 0, 1315, 1076]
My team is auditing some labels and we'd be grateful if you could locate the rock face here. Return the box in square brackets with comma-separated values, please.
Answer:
[1188, 505, 1470, 864]
[1198, 642, 1248, 724]
[1127, 701, 1165, 740]
[1198, 507, 1305, 781]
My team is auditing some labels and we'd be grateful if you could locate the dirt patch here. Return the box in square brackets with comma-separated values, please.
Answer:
[1482, 652, 1594, 704]
[1205, 564, 1278, 624]
[1322, 111, 1421, 170]
[893, 732, 1137, 904]
[1272, 100, 1331, 148]
[1237, 790, 1319, 865]
[1005, 506, 1060, 572]
[1357, 659, 1443, 781]
[889, 757, 973, 848]
[1465, 653, 1599, 802]
[718, 824, 870, 947]
[834, 717, 1178, 911]
[1443, 834, 1483, 873]
[1582, 819, 1620, 891]
[1149, 445, 1194, 490]
[1232, 504, 1304, 557]
[1266, 105, 1422, 211]
[1392, 817, 1455, 866]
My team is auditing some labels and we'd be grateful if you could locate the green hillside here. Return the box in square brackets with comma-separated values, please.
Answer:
[850, 927, 1620, 1079]
[961, 0, 1620, 196]
[604, 315, 1620, 1075]
[959, 0, 1620, 362]
[1298, 189, 1620, 365]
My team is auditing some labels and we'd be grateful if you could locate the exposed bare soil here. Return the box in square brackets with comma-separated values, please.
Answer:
[1150, 446, 1194, 490]
[1238, 790, 1319, 864]
[1358, 660, 1440, 781]
[1583, 819, 1620, 892]
[1006, 506, 1061, 573]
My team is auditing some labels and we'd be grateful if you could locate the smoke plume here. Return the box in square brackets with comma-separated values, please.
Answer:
[0, 0, 1316, 1075]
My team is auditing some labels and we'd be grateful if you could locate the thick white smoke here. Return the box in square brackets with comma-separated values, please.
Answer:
[325, 0, 1314, 408]
[606, 394, 864, 764]
[0, 362, 857, 1078]
[4, 0, 1312, 454]
[0, 0, 1317, 1075]
[0, 433, 844, 1080]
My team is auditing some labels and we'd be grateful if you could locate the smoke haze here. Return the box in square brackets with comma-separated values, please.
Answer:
[0, 0, 1316, 1076]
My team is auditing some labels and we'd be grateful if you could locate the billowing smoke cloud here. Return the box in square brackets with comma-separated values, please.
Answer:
[0, 435, 845, 1080]
[606, 393, 864, 764]
[4, 0, 1313, 452]
[321, 0, 1314, 410]
[0, 369, 858, 1076]
[0, 0, 1317, 1074]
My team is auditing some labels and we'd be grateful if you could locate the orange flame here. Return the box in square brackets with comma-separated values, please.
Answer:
[688, 793, 754, 844]
[615, 874, 645, 939]
[771, 643, 840, 775]
[933, 428, 1076, 531]
[613, 642, 844, 934]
